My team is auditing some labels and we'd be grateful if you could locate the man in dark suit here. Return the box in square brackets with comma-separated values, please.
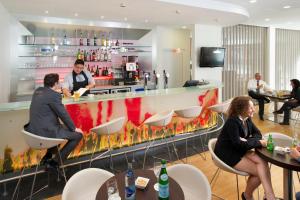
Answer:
[25, 73, 83, 168]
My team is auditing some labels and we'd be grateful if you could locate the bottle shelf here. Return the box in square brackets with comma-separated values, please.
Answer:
[19, 44, 152, 48]
[18, 55, 75, 58]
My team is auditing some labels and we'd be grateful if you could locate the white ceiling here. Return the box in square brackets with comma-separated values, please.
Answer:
[0, 0, 248, 28]
[1, 0, 300, 29]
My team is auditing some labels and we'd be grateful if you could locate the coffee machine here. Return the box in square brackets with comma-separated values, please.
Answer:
[123, 56, 139, 85]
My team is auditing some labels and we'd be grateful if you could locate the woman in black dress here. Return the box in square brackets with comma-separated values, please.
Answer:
[214, 96, 276, 200]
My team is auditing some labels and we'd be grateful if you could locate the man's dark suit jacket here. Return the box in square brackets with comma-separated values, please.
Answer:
[25, 87, 76, 138]
[214, 116, 263, 167]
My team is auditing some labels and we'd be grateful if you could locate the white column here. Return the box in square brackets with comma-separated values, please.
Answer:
[267, 27, 276, 89]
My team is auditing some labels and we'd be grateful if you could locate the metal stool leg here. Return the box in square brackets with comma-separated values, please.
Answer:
[170, 136, 180, 163]
[236, 175, 240, 200]
[57, 146, 67, 183]
[12, 167, 25, 200]
[29, 163, 40, 200]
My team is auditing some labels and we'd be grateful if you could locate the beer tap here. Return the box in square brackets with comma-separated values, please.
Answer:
[163, 70, 169, 89]
[143, 72, 149, 90]
[153, 70, 160, 90]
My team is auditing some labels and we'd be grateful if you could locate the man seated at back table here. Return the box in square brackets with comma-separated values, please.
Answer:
[248, 73, 272, 121]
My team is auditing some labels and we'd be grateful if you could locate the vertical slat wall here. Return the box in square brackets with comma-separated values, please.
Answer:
[275, 29, 300, 90]
[222, 25, 268, 100]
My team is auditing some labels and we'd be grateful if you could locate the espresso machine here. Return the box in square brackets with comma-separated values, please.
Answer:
[123, 56, 138, 85]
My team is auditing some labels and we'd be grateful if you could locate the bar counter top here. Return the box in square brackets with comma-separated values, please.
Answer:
[0, 81, 222, 112]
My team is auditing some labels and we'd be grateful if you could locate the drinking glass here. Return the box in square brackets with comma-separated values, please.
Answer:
[153, 161, 161, 191]
[73, 91, 80, 101]
[106, 178, 121, 200]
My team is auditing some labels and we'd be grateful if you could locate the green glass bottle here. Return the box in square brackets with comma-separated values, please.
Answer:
[267, 134, 274, 152]
[158, 159, 169, 200]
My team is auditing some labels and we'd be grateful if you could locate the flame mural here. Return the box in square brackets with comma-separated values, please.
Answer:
[0, 89, 218, 174]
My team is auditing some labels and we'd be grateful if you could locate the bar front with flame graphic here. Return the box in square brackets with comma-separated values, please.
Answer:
[0, 87, 219, 174]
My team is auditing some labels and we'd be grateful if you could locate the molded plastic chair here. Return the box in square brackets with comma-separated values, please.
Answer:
[263, 132, 293, 141]
[143, 110, 174, 169]
[90, 117, 126, 169]
[208, 138, 249, 200]
[175, 106, 205, 162]
[167, 164, 211, 200]
[62, 168, 114, 200]
[12, 130, 67, 200]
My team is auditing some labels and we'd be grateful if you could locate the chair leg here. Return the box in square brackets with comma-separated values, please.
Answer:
[29, 163, 39, 200]
[210, 168, 220, 185]
[236, 175, 240, 200]
[57, 146, 67, 183]
[143, 140, 155, 169]
[89, 143, 97, 168]
[170, 136, 181, 163]
[12, 167, 25, 200]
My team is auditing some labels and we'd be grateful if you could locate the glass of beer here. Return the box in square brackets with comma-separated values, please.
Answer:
[74, 91, 80, 101]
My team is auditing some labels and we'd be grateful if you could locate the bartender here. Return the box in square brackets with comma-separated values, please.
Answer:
[62, 59, 95, 97]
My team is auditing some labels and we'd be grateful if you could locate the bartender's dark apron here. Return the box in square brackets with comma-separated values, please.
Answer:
[71, 71, 90, 96]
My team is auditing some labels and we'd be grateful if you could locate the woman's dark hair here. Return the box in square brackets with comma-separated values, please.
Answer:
[291, 79, 300, 89]
[227, 96, 252, 118]
[44, 73, 59, 88]
[74, 59, 84, 65]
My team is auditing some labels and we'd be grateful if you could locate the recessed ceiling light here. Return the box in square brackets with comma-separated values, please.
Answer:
[100, 16, 104, 19]
[283, 5, 291, 9]
[124, 17, 128, 21]
[182, 26, 187, 29]
[249, 0, 256, 3]
[265, 18, 270, 22]
[127, 24, 131, 28]
[74, 13, 78, 17]
[144, 19, 149, 23]
[89, 22, 94, 26]
[45, 10, 49, 14]
[120, 3, 126, 8]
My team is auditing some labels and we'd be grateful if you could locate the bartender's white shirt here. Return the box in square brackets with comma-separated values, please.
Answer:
[247, 79, 272, 92]
[63, 70, 95, 91]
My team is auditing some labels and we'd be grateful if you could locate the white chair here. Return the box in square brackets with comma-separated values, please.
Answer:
[208, 138, 249, 200]
[143, 110, 174, 169]
[263, 132, 293, 141]
[175, 106, 205, 162]
[62, 168, 114, 200]
[167, 164, 211, 200]
[12, 130, 67, 200]
[90, 117, 126, 170]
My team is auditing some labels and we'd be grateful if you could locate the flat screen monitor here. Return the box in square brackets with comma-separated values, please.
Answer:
[199, 47, 225, 67]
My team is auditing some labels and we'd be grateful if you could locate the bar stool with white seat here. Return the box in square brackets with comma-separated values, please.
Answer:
[62, 168, 114, 200]
[89, 117, 126, 170]
[12, 130, 67, 200]
[175, 106, 204, 163]
[208, 138, 249, 200]
[142, 110, 174, 169]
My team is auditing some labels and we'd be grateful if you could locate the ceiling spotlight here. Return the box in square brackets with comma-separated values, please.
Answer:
[182, 26, 187, 29]
[127, 24, 131, 28]
[145, 19, 149, 23]
[100, 16, 104, 19]
[74, 13, 78, 17]
[120, 3, 126, 8]
[124, 17, 128, 21]
[265, 18, 270, 22]
[283, 5, 291, 9]
[89, 22, 94, 26]
[45, 10, 49, 14]
[249, 0, 256, 3]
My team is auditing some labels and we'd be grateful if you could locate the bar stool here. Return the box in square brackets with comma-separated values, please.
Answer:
[207, 99, 231, 142]
[175, 106, 203, 163]
[89, 117, 126, 170]
[12, 130, 67, 200]
[142, 110, 174, 169]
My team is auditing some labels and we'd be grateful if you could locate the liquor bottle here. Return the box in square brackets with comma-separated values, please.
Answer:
[125, 163, 136, 200]
[96, 49, 101, 61]
[76, 49, 81, 60]
[106, 33, 110, 47]
[91, 65, 95, 77]
[92, 50, 96, 61]
[100, 49, 105, 62]
[95, 65, 99, 77]
[83, 50, 87, 61]
[51, 32, 56, 45]
[87, 32, 90, 46]
[107, 49, 112, 62]
[267, 134, 274, 152]
[94, 33, 97, 46]
[116, 39, 120, 46]
[79, 32, 83, 46]
[102, 33, 106, 46]
[86, 51, 90, 62]
[104, 50, 108, 61]
[80, 50, 84, 60]
[63, 33, 68, 45]
[158, 159, 169, 200]
[87, 64, 90, 72]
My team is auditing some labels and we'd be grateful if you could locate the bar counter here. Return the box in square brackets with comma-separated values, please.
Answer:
[0, 81, 221, 174]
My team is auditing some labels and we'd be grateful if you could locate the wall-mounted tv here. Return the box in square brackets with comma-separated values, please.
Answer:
[199, 47, 225, 67]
